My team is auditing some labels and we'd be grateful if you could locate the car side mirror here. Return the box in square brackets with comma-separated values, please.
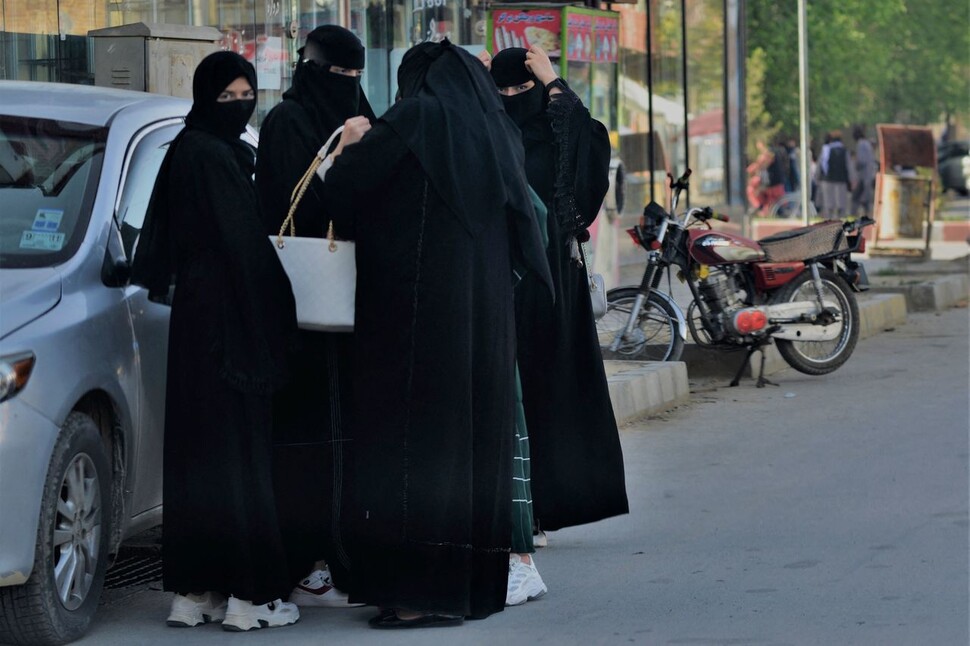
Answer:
[101, 254, 131, 287]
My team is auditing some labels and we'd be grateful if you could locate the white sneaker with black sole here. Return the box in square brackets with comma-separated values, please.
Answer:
[166, 591, 227, 627]
[506, 554, 548, 606]
[221, 597, 300, 632]
[289, 568, 364, 608]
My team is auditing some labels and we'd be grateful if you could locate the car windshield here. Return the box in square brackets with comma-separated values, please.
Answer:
[0, 115, 107, 269]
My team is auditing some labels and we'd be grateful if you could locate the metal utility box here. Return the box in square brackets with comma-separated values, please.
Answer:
[89, 23, 222, 98]
[873, 124, 937, 257]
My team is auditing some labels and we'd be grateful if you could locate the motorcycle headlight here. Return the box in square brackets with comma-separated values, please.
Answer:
[0, 352, 35, 403]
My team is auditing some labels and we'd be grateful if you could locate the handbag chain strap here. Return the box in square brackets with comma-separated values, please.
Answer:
[276, 126, 345, 251]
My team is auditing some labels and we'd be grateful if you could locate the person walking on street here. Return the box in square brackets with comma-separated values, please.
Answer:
[131, 51, 300, 632]
[315, 40, 552, 627]
[488, 46, 629, 567]
[852, 125, 876, 217]
[255, 24, 374, 610]
[818, 130, 852, 219]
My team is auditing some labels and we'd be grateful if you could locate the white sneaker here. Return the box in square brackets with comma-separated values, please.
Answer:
[222, 597, 300, 631]
[288, 568, 364, 608]
[533, 530, 548, 548]
[166, 591, 227, 627]
[506, 554, 548, 606]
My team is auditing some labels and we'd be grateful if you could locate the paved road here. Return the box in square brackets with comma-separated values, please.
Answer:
[78, 308, 968, 645]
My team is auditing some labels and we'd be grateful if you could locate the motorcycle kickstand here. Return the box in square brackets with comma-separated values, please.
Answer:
[729, 340, 780, 388]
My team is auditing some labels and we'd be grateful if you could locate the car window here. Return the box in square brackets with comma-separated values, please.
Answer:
[116, 124, 182, 260]
[0, 116, 106, 269]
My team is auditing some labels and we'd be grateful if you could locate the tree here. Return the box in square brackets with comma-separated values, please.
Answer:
[746, 0, 970, 148]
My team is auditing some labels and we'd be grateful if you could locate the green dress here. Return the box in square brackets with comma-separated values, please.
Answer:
[511, 186, 549, 554]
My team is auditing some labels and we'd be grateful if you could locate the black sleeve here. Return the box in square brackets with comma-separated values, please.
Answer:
[256, 103, 332, 238]
[547, 84, 612, 233]
[318, 122, 410, 240]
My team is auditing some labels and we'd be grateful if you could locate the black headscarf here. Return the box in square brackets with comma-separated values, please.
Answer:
[132, 51, 257, 298]
[185, 50, 257, 141]
[382, 40, 529, 237]
[284, 26, 376, 139]
[490, 48, 548, 137]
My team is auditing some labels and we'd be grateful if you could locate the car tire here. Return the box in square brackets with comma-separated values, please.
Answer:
[0, 412, 112, 646]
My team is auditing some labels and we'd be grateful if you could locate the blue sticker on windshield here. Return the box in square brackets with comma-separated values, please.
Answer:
[19, 230, 66, 251]
[32, 209, 63, 232]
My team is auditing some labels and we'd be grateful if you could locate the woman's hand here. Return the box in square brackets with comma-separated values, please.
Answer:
[476, 49, 492, 71]
[333, 116, 372, 157]
[524, 46, 558, 86]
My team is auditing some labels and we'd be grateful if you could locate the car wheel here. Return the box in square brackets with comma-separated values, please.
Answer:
[0, 412, 111, 646]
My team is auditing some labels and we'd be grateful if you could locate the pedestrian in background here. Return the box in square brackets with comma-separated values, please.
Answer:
[255, 24, 374, 610]
[818, 130, 851, 219]
[489, 46, 629, 576]
[131, 51, 300, 632]
[852, 125, 876, 217]
[316, 40, 552, 627]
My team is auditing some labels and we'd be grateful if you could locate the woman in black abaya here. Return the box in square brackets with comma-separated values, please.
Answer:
[255, 24, 374, 602]
[131, 51, 300, 632]
[315, 40, 552, 627]
[490, 47, 629, 534]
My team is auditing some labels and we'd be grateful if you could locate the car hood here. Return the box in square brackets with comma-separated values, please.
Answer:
[0, 268, 62, 339]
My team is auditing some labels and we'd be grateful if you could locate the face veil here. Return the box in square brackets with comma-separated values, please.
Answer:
[185, 51, 257, 140]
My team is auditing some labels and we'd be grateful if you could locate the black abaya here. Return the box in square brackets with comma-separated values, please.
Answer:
[132, 52, 297, 604]
[511, 82, 631, 531]
[318, 42, 550, 619]
[254, 49, 374, 588]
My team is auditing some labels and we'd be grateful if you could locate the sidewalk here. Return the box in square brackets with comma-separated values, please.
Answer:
[604, 234, 968, 423]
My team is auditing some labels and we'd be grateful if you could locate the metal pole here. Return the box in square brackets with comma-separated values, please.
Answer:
[797, 0, 811, 225]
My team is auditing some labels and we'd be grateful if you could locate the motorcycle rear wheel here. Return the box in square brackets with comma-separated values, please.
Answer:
[772, 268, 859, 375]
[597, 287, 685, 361]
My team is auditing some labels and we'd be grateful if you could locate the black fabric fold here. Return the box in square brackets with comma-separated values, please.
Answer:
[381, 40, 552, 297]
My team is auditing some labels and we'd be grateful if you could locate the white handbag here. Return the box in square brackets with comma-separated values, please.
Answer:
[271, 127, 355, 332]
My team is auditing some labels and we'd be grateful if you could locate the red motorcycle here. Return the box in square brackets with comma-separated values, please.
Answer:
[597, 169, 874, 386]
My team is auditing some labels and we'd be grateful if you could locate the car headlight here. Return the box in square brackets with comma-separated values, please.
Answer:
[0, 352, 35, 403]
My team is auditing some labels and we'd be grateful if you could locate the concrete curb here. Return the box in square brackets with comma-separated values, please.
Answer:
[605, 360, 689, 424]
[869, 273, 969, 311]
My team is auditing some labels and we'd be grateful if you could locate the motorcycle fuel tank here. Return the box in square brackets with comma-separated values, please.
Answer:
[688, 230, 766, 265]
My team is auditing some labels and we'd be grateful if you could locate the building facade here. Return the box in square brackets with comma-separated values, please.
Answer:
[1, 0, 744, 212]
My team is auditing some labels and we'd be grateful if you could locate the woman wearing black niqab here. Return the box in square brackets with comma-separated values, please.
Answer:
[315, 40, 552, 626]
[131, 51, 300, 632]
[254, 25, 375, 602]
[490, 47, 629, 533]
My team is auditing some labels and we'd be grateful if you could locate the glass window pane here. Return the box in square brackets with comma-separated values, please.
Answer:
[686, 0, 725, 206]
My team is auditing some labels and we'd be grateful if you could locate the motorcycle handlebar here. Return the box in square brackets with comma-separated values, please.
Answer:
[687, 206, 730, 223]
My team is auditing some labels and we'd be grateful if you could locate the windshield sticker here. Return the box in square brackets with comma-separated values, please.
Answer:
[19, 230, 66, 251]
[32, 209, 64, 232]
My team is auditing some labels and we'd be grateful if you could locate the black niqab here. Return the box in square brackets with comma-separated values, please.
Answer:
[283, 60, 375, 140]
[491, 47, 549, 138]
[284, 25, 375, 139]
[184, 51, 256, 140]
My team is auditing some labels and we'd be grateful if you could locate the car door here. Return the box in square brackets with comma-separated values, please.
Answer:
[113, 121, 182, 517]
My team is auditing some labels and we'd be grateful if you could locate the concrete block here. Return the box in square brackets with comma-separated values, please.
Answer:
[605, 360, 689, 424]
[869, 274, 968, 312]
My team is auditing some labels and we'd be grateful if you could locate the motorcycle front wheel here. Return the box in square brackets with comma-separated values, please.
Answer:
[772, 267, 860, 375]
[596, 287, 685, 361]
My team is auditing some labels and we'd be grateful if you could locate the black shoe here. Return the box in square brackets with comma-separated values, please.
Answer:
[368, 611, 464, 629]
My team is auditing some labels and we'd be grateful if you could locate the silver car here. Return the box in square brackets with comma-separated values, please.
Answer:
[0, 81, 211, 645]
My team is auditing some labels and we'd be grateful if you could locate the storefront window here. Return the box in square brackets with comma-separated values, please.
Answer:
[2, 0, 105, 83]
[686, 0, 725, 205]
[651, 0, 686, 199]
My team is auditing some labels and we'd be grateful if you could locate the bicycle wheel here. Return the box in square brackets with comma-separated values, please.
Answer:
[596, 287, 684, 361]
